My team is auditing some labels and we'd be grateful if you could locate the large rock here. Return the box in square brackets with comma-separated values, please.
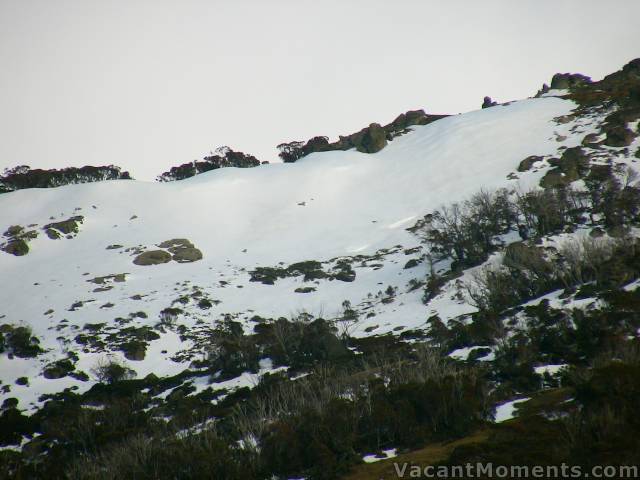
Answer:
[133, 250, 172, 266]
[158, 238, 203, 263]
[357, 123, 387, 153]
[43, 216, 84, 239]
[540, 147, 589, 188]
[604, 125, 636, 147]
[550, 73, 591, 90]
[482, 96, 497, 109]
[172, 247, 203, 263]
[1, 239, 29, 256]
[517, 155, 543, 172]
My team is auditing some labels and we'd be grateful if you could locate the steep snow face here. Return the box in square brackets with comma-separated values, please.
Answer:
[0, 96, 581, 411]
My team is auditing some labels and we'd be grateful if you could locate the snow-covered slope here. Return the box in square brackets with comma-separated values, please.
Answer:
[0, 95, 602, 411]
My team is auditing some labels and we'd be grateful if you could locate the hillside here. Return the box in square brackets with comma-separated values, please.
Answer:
[1, 59, 640, 479]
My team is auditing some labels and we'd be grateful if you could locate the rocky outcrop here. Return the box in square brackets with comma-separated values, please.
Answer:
[277, 109, 449, 162]
[158, 238, 203, 263]
[0, 225, 38, 256]
[133, 239, 203, 266]
[550, 73, 592, 90]
[44, 216, 84, 239]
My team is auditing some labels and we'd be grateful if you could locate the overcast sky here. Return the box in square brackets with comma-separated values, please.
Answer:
[1, 0, 639, 180]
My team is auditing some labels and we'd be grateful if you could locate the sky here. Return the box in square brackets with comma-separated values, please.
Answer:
[1, 0, 639, 180]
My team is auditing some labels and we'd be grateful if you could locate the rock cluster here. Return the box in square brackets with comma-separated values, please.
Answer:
[133, 238, 203, 266]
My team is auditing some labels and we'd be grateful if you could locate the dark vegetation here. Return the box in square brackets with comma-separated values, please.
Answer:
[156, 146, 262, 182]
[0, 165, 130, 193]
[0, 324, 43, 359]
[249, 259, 356, 285]
[0, 316, 488, 480]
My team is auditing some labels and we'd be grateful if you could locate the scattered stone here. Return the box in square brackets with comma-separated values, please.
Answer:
[295, 286, 316, 293]
[88, 273, 127, 285]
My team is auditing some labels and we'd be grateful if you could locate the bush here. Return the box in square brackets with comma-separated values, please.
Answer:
[0, 164, 130, 193]
[157, 146, 261, 182]
[91, 356, 136, 384]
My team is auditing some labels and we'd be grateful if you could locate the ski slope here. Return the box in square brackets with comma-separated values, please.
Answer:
[0, 95, 592, 411]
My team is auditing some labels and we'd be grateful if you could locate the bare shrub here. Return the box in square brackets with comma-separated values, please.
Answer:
[91, 355, 136, 384]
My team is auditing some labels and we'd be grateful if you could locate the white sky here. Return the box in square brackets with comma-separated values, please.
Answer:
[1, 0, 639, 180]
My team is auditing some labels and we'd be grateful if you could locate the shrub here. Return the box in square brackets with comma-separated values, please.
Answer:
[91, 356, 136, 384]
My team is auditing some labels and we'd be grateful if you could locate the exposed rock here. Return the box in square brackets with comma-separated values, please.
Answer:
[1, 239, 29, 256]
[4, 225, 24, 237]
[604, 125, 636, 147]
[88, 273, 127, 285]
[295, 286, 316, 293]
[582, 133, 600, 146]
[540, 147, 589, 188]
[403, 259, 421, 269]
[158, 238, 193, 250]
[133, 250, 172, 266]
[357, 123, 388, 154]
[159, 238, 203, 263]
[1, 224, 38, 255]
[550, 73, 591, 90]
[554, 115, 574, 124]
[482, 96, 497, 109]
[277, 109, 449, 162]
[43, 216, 84, 239]
[517, 155, 544, 172]
[172, 248, 203, 263]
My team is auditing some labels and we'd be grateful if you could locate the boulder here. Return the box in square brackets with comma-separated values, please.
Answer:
[133, 250, 172, 266]
[357, 123, 387, 153]
[172, 247, 203, 263]
[517, 156, 544, 172]
[43, 216, 84, 239]
[604, 125, 636, 147]
[1, 239, 29, 256]
[550, 73, 591, 90]
[482, 96, 497, 109]
[582, 133, 600, 146]
[158, 238, 203, 263]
